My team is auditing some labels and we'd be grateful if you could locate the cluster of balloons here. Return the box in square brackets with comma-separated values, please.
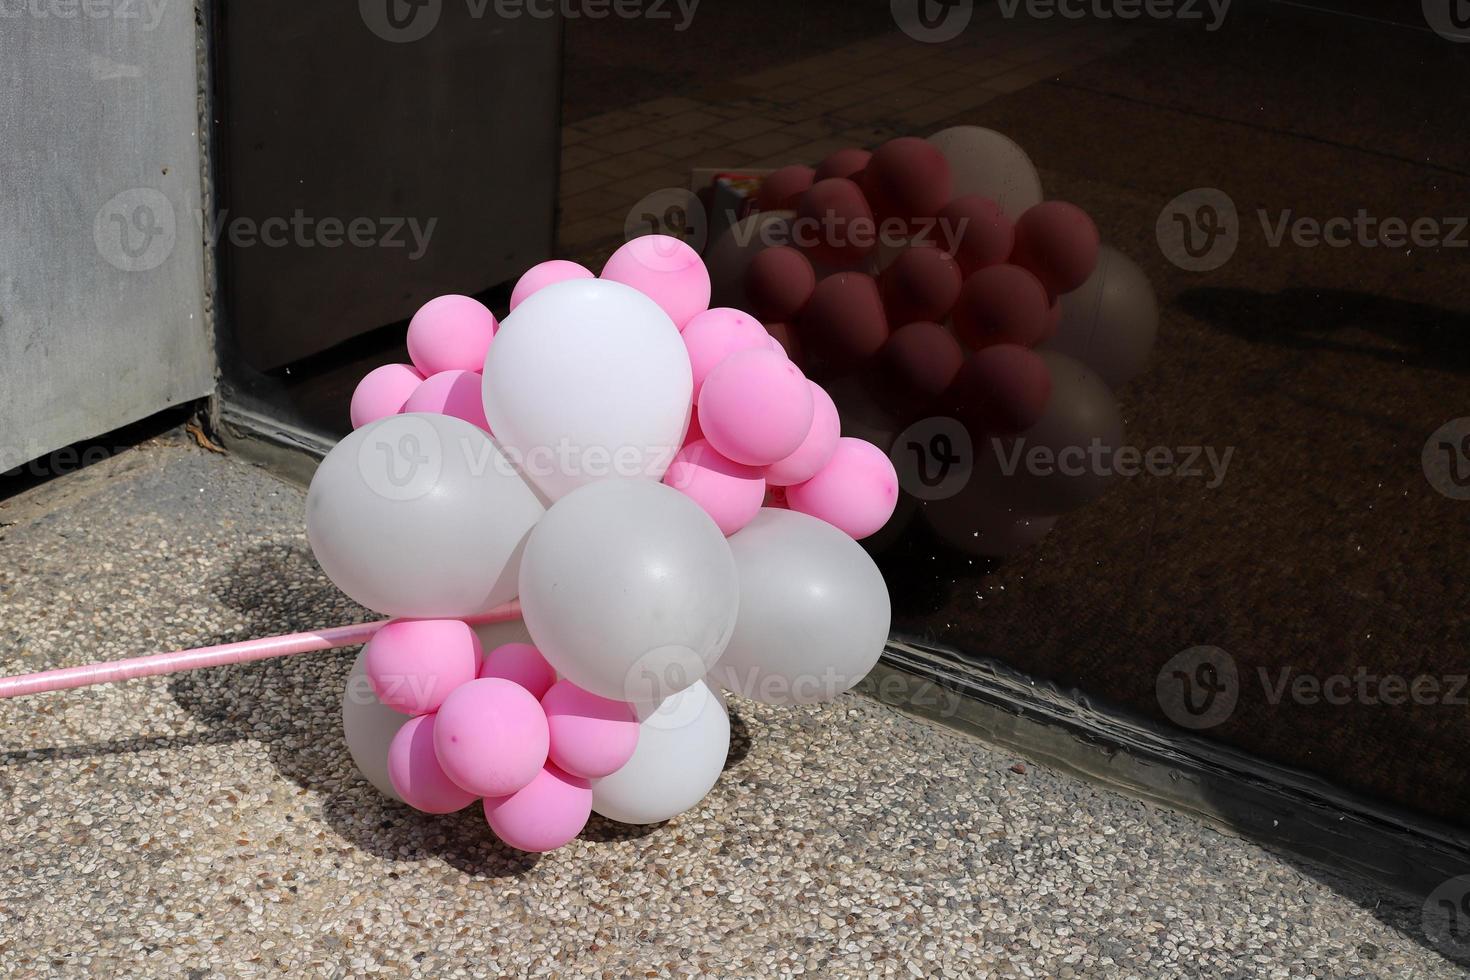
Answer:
[706, 125, 1159, 558]
[316, 235, 896, 852]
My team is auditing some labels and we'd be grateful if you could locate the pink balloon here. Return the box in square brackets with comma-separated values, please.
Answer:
[433, 678, 549, 798]
[407, 295, 497, 376]
[682, 307, 772, 398]
[600, 235, 711, 330]
[786, 437, 900, 540]
[764, 381, 841, 487]
[540, 680, 640, 779]
[479, 642, 557, 701]
[364, 619, 483, 716]
[387, 714, 479, 814]
[684, 408, 704, 446]
[510, 259, 595, 312]
[350, 363, 424, 429]
[401, 369, 491, 432]
[483, 764, 593, 853]
[663, 439, 767, 536]
[698, 349, 814, 466]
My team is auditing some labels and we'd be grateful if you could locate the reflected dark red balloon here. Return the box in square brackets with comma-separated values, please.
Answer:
[1010, 201, 1100, 295]
[943, 344, 1052, 436]
[879, 245, 963, 326]
[815, 147, 872, 182]
[862, 137, 951, 222]
[756, 164, 816, 213]
[746, 245, 817, 322]
[796, 271, 889, 375]
[952, 264, 1052, 350]
[929, 195, 1014, 275]
[795, 177, 877, 267]
[764, 321, 803, 363]
[870, 321, 964, 422]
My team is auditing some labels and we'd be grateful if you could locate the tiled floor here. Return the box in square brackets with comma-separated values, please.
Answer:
[555, 11, 1142, 263]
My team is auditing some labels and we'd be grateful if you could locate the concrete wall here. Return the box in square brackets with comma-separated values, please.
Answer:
[0, 0, 214, 471]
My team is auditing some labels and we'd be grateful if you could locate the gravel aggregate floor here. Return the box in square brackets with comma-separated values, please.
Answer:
[0, 434, 1461, 978]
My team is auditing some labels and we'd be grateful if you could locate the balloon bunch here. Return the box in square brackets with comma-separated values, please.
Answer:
[706, 125, 1159, 557]
[316, 235, 897, 852]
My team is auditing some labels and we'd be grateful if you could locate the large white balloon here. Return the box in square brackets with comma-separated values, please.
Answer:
[519, 479, 740, 703]
[1043, 245, 1159, 388]
[482, 278, 693, 502]
[341, 652, 408, 802]
[928, 126, 1043, 219]
[591, 681, 730, 825]
[306, 413, 544, 618]
[710, 509, 890, 705]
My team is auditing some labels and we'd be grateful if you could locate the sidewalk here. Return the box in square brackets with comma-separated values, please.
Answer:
[0, 433, 1457, 977]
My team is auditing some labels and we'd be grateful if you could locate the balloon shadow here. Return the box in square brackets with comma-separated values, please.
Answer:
[154, 541, 540, 878]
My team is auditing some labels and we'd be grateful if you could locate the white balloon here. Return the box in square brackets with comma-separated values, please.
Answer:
[482, 278, 693, 502]
[1044, 245, 1159, 388]
[341, 652, 407, 802]
[705, 209, 795, 310]
[711, 509, 891, 705]
[928, 125, 1043, 219]
[306, 413, 544, 618]
[591, 681, 730, 825]
[519, 479, 740, 703]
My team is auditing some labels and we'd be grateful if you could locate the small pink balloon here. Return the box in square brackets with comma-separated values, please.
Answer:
[364, 619, 483, 716]
[540, 680, 640, 779]
[350, 363, 424, 429]
[682, 307, 772, 398]
[401, 369, 491, 432]
[764, 382, 841, 487]
[479, 642, 557, 701]
[600, 235, 711, 330]
[387, 714, 479, 814]
[663, 439, 767, 536]
[510, 259, 595, 312]
[433, 678, 549, 798]
[786, 437, 900, 540]
[483, 763, 593, 853]
[698, 349, 814, 466]
[407, 295, 498, 376]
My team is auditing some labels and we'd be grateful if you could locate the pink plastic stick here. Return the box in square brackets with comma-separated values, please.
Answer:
[0, 601, 522, 700]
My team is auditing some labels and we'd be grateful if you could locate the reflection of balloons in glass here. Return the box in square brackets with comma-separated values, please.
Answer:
[341, 652, 408, 802]
[943, 344, 1053, 436]
[746, 245, 816, 323]
[815, 147, 871, 182]
[519, 480, 740, 703]
[756, 164, 816, 212]
[483, 278, 693, 501]
[969, 351, 1124, 517]
[862, 137, 952, 223]
[927, 126, 1044, 219]
[711, 509, 890, 704]
[871, 321, 965, 424]
[798, 271, 890, 374]
[705, 210, 795, 310]
[591, 681, 730, 825]
[952, 264, 1052, 350]
[306, 413, 544, 618]
[796, 177, 875, 267]
[1011, 201, 1101, 296]
[1042, 245, 1159, 388]
[927, 195, 1013, 275]
[879, 244, 963, 326]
